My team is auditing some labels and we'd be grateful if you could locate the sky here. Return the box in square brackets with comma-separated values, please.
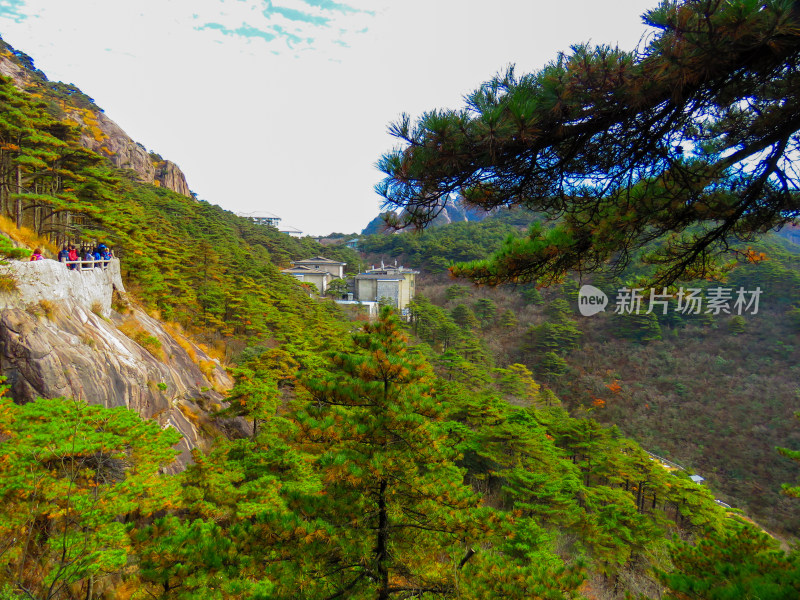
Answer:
[0, 0, 654, 236]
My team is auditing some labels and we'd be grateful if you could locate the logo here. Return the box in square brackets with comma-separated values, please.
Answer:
[578, 285, 608, 316]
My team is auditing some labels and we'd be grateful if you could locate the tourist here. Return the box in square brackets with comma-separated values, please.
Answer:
[29, 248, 43, 261]
[100, 244, 112, 266]
[84, 248, 95, 269]
[67, 245, 78, 270]
[58, 245, 69, 263]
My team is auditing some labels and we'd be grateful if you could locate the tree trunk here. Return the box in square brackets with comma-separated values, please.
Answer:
[15, 165, 21, 229]
[377, 478, 389, 600]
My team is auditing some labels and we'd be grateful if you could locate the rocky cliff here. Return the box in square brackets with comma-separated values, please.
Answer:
[0, 41, 193, 198]
[0, 259, 234, 466]
[362, 196, 492, 235]
[62, 108, 193, 197]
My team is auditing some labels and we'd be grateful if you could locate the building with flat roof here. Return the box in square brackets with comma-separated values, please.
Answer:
[289, 256, 346, 279]
[281, 256, 346, 294]
[353, 263, 418, 316]
[281, 265, 333, 294]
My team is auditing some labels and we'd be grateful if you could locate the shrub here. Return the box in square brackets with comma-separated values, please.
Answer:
[198, 360, 215, 380]
[0, 273, 17, 293]
[111, 289, 130, 314]
[728, 315, 746, 335]
[37, 299, 57, 320]
[445, 284, 471, 301]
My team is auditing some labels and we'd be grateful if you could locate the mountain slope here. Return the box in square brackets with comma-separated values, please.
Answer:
[0, 37, 191, 196]
[359, 212, 800, 536]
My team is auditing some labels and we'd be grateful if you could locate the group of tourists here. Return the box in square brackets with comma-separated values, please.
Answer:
[52, 243, 114, 269]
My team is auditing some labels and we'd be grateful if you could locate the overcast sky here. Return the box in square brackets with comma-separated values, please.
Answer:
[0, 0, 653, 236]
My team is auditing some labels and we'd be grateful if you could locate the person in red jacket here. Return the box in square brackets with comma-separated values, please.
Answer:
[67, 245, 78, 270]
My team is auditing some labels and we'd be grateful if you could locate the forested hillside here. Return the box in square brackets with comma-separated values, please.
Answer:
[361, 210, 800, 536]
[0, 7, 799, 599]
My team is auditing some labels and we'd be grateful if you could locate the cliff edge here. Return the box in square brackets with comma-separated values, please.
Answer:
[0, 41, 193, 197]
[0, 259, 234, 465]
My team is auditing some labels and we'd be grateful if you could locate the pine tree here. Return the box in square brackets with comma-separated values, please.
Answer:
[0, 396, 180, 599]
[473, 297, 497, 326]
[378, 0, 800, 285]
[498, 308, 518, 329]
[135, 432, 321, 599]
[445, 283, 471, 301]
[215, 347, 297, 439]
[728, 315, 746, 335]
[451, 302, 479, 329]
[536, 351, 569, 379]
[520, 285, 544, 305]
[612, 311, 663, 343]
[658, 522, 800, 600]
[295, 308, 485, 599]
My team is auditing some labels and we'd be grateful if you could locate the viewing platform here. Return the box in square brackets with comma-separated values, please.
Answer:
[61, 259, 114, 271]
[0, 258, 126, 318]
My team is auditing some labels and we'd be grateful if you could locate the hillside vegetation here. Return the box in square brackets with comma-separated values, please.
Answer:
[0, 34, 797, 600]
[361, 210, 800, 537]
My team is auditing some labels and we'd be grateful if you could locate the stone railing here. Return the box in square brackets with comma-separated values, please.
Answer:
[0, 258, 126, 317]
[61, 258, 114, 271]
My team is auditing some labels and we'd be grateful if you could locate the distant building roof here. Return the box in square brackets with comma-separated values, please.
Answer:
[689, 474, 705, 484]
[362, 263, 419, 276]
[355, 274, 404, 281]
[293, 256, 346, 266]
[282, 266, 331, 275]
[238, 210, 281, 220]
[238, 211, 303, 236]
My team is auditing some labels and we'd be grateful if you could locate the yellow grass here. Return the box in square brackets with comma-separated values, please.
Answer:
[118, 318, 165, 361]
[160, 321, 228, 392]
[0, 273, 17, 293]
[198, 360, 216, 380]
[38, 299, 57, 320]
[162, 321, 199, 363]
[0, 215, 58, 255]
[198, 341, 225, 362]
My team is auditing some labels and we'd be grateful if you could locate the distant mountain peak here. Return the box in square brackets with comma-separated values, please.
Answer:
[361, 195, 493, 235]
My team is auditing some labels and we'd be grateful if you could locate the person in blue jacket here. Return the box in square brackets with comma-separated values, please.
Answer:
[98, 243, 112, 266]
[83, 248, 95, 269]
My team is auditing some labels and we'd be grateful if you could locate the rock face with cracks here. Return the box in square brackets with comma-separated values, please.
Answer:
[0, 259, 236, 466]
[0, 49, 193, 197]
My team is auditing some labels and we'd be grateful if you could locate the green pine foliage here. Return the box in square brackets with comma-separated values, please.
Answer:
[358, 210, 531, 270]
[293, 308, 489, 598]
[612, 311, 663, 343]
[499, 308, 518, 329]
[658, 522, 800, 600]
[0, 394, 180, 598]
[361, 207, 800, 537]
[0, 31, 795, 600]
[451, 302, 480, 329]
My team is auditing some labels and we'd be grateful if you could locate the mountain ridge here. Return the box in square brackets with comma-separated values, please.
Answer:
[0, 38, 192, 197]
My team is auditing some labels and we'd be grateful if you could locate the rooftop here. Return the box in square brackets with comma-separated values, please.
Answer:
[293, 256, 346, 265]
[282, 266, 331, 275]
[355, 274, 405, 281]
